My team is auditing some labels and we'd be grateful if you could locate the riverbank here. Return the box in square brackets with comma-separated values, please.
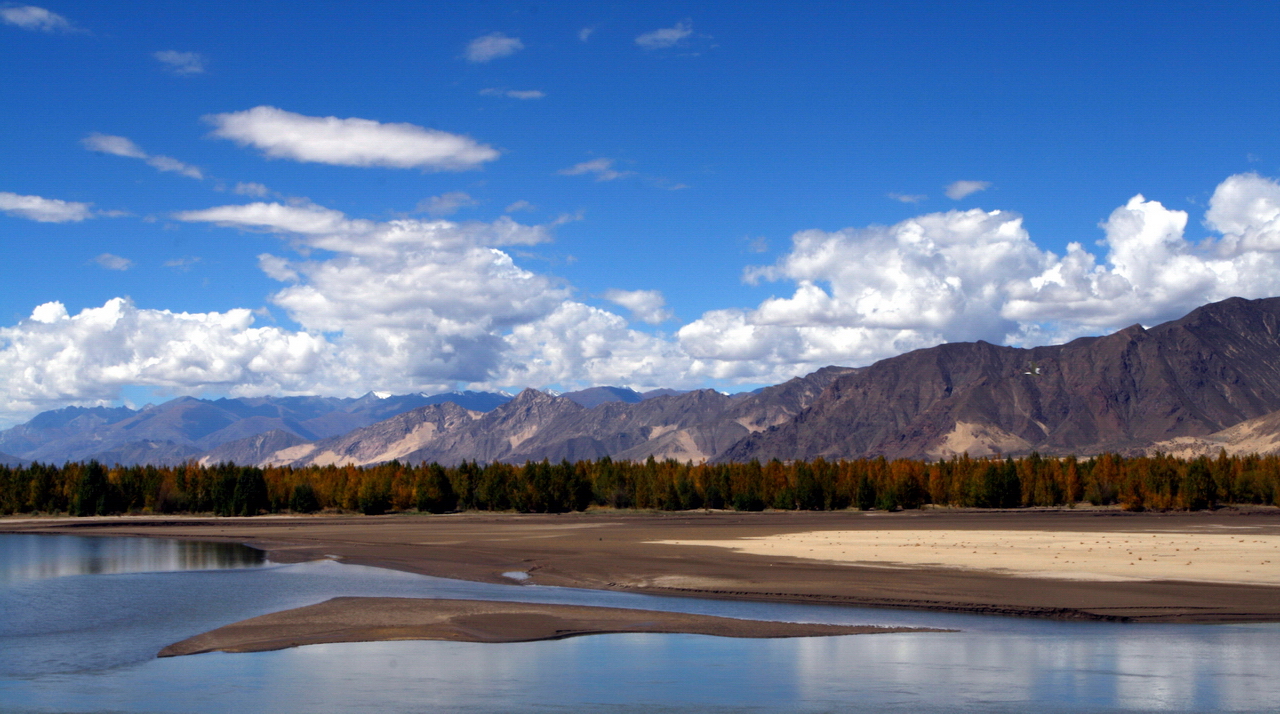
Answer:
[5, 508, 1280, 623]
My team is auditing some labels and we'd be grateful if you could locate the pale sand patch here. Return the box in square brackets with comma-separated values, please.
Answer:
[658, 529, 1280, 585]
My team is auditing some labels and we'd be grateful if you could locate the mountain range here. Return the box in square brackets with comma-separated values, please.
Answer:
[6, 296, 1280, 467]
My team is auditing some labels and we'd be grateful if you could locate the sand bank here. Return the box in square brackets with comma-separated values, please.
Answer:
[7, 510, 1280, 623]
[159, 597, 926, 656]
[658, 528, 1280, 585]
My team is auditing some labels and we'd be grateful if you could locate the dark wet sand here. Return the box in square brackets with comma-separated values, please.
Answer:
[5, 508, 1280, 623]
[158, 597, 930, 656]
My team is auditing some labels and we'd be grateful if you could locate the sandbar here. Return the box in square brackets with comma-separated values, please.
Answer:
[159, 597, 926, 656]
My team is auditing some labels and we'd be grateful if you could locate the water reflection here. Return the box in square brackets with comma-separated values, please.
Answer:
[0, 534, 264, 583]
[1, 534, 1279, 713]
[12, 628, 1277, 713]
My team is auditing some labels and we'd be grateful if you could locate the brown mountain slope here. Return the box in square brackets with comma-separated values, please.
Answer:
[198, 430, 312, 467]
[1143, 409, 1280, 459]
[270, 402, 483, 467]
[396, 367, 855, 466]
[258, 367, 856, 468]
[399, 389, 587, 465]
[719, 296, 1280, 462]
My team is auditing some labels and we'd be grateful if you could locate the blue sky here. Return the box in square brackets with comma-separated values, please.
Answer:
[3, 1, 1280, 425]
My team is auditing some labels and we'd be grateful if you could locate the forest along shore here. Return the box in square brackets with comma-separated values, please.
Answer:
[4, 509, 1280, 623]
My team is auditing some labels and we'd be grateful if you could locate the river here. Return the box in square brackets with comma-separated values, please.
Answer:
[1, 533, 1276, 713]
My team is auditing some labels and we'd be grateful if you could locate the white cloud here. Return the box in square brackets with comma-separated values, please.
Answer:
[505, 200, 535, 213]
[676, 173, 1280, 379]
[558, 158, 632, 182]
[93, 253, 132, 271]
[0, 298, 336, 424]
[465, 32, 523, 62]
[636, 20, 692, 49]
[945, 180, 991, 200]
[578, 27, 595, 42]
[233, 182, 271, 198]
[206, 106, 499, 171]
[179, 202, 572, 385]
[417, 191, 478, 217]
[479, 88, 545, 100]
[164, 200, 708, 400]
[145, 155, 203, 179]
[1, 5, 75, 32]
[175, 202, 369, 241]
[497, 302, 692, 389]
[604, 289, 674, 324]
[13, 173, 1280, 424]
[1204, 172, 1280, 251]
[29, 301, 68, 323]
[82, 133, 146, 159]
[153, 50, 205, 75]
[82, 133, 203, 179]
[889, 193, 927, 204]
[0, 192, 92, 222]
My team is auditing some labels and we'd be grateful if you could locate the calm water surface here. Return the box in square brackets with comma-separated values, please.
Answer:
[0, 533, 1277, 713]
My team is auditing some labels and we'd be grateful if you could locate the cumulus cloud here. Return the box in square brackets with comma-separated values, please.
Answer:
[417, 191, 478, 217]
[945, 180, 991, 200]
[14, 173, 1280, 424]
[479, 88, 545, 100]
[676, 172, 1280, 379]
[0, 203, 618, 422]
[206, 106, 499, 171]
[636, 20, 692, 49]
[82, 133, 204, 179]
[93, 253, 132, 271]
[505, 200, 535, 213]
[465, 32, 523, 62]
[558, 158, 632, 182]
[153, 50, 205, 75]
[1, 5, 76, 32]
[497, 302, 692, 388]
[0, 192, 93, 222]
[172, 202, 581, 382]
[578, 27, 595, 42]
[604, 289, 674, 325]
[0, 298, 336, 424]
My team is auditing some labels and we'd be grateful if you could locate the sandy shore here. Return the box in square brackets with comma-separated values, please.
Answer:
[6, 509, 1280, 623]
[659, 528, 1280, 585]
[159, 597, 928, 656]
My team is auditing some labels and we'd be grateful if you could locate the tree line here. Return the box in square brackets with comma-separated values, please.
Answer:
[1, 451, 1277, 517]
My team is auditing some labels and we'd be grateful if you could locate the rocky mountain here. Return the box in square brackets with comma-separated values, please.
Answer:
[560, 386, 644, 408]
[720, 296, 1280, 462]
[252, 366, 856, 468]
[0, 391, 510, 465]
[266, 402, 484, 467]
[198, 429, 312, 467]
[0, 405, 136, 459]
[12, 297, 1280, 468]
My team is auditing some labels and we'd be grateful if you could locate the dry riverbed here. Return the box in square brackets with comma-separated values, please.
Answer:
[6, 508, 1280, 624]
